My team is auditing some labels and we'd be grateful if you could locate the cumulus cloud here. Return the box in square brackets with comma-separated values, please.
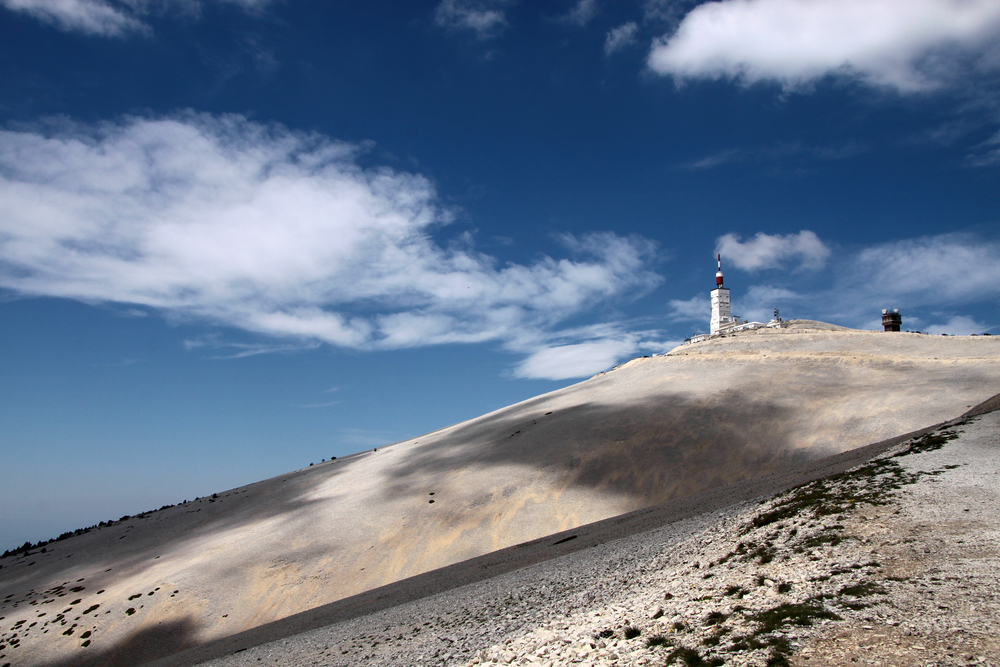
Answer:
[0, 114, 662, 363]
[434, 0, 509, 39]
[716, 231, 831, 271]
[604, 22, 638, 56]
[0, 0, 271, 36]
[559, 0, 597, 27]
[648, 0, 1000, 92]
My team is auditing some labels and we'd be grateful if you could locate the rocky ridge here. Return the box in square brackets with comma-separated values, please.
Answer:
[462, 412, 1000, 667]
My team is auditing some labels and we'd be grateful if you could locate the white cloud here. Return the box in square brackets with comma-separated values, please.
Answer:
[0, 0, 144, 35]
[844, 234, 1000, 306]
[560, 0, 597, 27]
[667, 295, 704, 322]
[648, 0, 1000, 92]
[513, 337, 639, 380]
[716, 231, 831, 271]
[0, 0, 272, 36]
[0, 114, 662, 360]
[604, 22, 638, 56]
[297, 400, 340, 409]
[686, 141, 868, 169]
[923, 315, 991, 335]
[434, 0, 509, 39]
[968, 129, 1000, 166]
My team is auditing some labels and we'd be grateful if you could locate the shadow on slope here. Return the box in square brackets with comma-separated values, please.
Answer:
[38, 617, 198, 667]
[384, 391, 817, 508]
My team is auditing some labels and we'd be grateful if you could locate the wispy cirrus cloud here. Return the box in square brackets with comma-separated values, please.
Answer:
[0, 113, 663, 379]
[666, 295, 704, 322]
[514, 338, 638, 380]
[686, 142, 868, 170]
[434, 0, 510, 39]
[509, 321, 680, 380]
[297, 400, 341, 409]
[558, 0, 597, 27]
[0, 0, 272, 36]
[604, 22, 638, 56]
[648, 0, 1000, 92]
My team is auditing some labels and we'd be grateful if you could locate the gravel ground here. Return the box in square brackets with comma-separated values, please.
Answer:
[163, 408, 998, 667]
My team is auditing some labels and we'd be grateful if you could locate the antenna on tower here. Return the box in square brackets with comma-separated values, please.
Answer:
[716, 254, 724, 287]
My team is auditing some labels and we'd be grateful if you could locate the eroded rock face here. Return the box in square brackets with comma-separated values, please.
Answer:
[3, 325, 1000, 667]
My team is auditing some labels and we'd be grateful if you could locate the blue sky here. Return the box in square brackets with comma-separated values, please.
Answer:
[1, 0, 999, 550]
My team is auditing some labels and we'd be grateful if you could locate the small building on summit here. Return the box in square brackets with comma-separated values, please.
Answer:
[882, 308, 902, 332]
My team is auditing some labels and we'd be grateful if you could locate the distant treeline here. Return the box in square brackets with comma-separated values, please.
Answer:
[1, 502, 184, 560]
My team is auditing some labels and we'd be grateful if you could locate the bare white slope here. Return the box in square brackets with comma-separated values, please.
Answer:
[1, 323, 999, 667]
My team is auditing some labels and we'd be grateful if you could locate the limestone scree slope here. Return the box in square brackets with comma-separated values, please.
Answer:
[1, 322, 999, 667]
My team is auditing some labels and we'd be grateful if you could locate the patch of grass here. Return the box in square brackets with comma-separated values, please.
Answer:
[672, 621, 687, 632]
[750, 428, 964, 535]
[646, 635, 672, 648]
[666, 647, 724, 666]
[724, 585, 746, 598]
[752, 603, 840, 631]
[125, 608, 135, 616]
[702, 629, 728, 647]
[777, 583, 792, 594]
[704, 611, 728, 626]
[799, 531, 848, 550]
[839, 582, 887, 597]
[594, 629, 614, 640]
[623, 626, 641, 639]
[841, 601, 870, 610]
[901, 430, 960, 455]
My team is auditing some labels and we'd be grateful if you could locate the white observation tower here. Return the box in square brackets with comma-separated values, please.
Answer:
[710, 254, 731, 335]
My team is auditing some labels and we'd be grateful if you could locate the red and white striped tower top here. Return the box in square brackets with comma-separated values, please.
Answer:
[716, 254, 724, 287]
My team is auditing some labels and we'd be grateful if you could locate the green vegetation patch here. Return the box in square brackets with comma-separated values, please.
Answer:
[839, 582, 887, 597]
[665, 647, 724, 667]
[751, 425, 965, 538]
[703, 611, 729, 626]
[751, 602, 840, 631]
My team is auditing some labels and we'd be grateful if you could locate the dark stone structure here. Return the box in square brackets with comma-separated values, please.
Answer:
[882, 308, 902, 332]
